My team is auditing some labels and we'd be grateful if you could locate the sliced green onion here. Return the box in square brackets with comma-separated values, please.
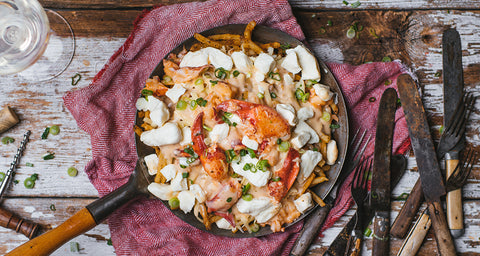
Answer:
[250, 223, 260, 232]
[257, 93, 264, 99]
[239, 149, 247, 157]
[369, 97, 376, 102]
[351, 1, 361, 8]
[24, 177, 35, 189]
[382, 56, 392, 62]
[384, 79, 392, 86]
[169, 197, 180, 209]
[180, 164, 187, 169]
[210, 80, 218, 85]
[278, 141, 290, 152]
[1, 136, 14, 145]
[195, 78, 204, 86]
[327, 20, 332, 26]
[195, 97, 208, 107]
[295, 88, 305, 100]
[70, 241, 80, 252]
[247, 148, 256, 158]
[42, 152, 55, 160]
[203, 125, 212, 132]
[242, 183, 251, 194]
[369, 28, 380, 39]
[183, 146, 195, 156]
[268, 72, 281, 81]
[395, 193, 410, 201]
[71, 74, 81, 86]
[182, 172, 189, 178]
[30, 173, 38, 181]
[214, 67, 229, 79]
[276, 138, 282, 145]
[434, 71, 441, 77]
[321, 112, 331, 122]
[67, 167, 78, 177]
[0, 172, 5, 182]
[330, 123, 341, 129]
[50, 125, 60, 135]
[141, 89, 153, 97]
[242, 194, 253, 201]
[162, 75, 172, 83]
[243, 163, 254, 171]
[41, 127, 50, 139]
[230, 173, 240, 178]
[343, 0, 349, 5]
[439, 125, 444, 134]
[364, 227, 372, 237]
[50, 204, 56, 211]
[256, 159, 270, 172]
[176, 100, 187, 110]
[346, 26, 356, 39]
[270, 92, 277, 99]
[13, 180, 18, 184]
[280, 43, 292, 50]
[226, 197, 233, 202]
[319, 27, 326, 34]
[107, 238, 113, 246]
[272, 177, 281, 182]
[233, 70, 240, 77]
[190, 100, 198, 110]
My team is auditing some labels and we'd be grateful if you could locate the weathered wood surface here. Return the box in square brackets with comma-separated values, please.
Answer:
[0, 1, 479, 255]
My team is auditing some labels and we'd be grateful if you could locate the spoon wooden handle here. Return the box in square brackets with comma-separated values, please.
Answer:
[0, 106, 19, 134]
[0, 207, 40, 239]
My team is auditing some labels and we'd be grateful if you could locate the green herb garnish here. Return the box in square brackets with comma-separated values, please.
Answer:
[1, 136, 14, 145]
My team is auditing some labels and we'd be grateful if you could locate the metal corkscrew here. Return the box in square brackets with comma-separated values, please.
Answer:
[0, 130, 31, 199]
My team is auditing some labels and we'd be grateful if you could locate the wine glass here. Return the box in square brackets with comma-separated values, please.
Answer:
[0, 0, 75, 81]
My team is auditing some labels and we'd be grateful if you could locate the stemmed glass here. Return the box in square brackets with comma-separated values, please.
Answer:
[0, 0, 75, 81]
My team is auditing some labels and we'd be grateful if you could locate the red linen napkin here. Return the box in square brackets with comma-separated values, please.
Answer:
[63, 0, 410, 255]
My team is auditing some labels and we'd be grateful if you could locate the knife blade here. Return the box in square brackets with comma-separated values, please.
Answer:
[324, 154, 407, 256]
[370, 88, 397, 255]
[442, 28, 465, 238]
[397, 73, 456, 256]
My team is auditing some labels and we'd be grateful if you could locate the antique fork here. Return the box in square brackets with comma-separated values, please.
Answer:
[291, 129, 371, 256]
[446, 149, 478, 192]
[437, 92, 476, 158]
[346, 157, 372, 256]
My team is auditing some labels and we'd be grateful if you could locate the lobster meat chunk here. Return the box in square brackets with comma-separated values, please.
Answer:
[192, 112, 228, 180]
[216, 99, 291, 142]
[268, 148, 300, 202]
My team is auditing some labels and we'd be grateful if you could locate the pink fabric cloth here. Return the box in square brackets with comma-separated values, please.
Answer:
[63, 0, 411, 254]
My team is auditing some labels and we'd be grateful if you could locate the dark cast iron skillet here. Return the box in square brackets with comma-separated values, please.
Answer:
[7, 24, 348, 256]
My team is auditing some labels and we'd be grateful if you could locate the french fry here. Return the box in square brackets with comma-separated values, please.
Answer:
[310, 176, 329, 187]
[199, 203, 212, 230]
[190, 43, 204, 51]
[208, 34, 242, 41]
[330, 101, 339, 114]
[322, 165, 331, 172]
[134, 125, 143, 137]
[154, 170, 166, 184]
[320, 141, 327, 157]
[194, 33, 224, 49]
[243, 41, 264, 54]
[319, 132, 330, 144]
[308, 189, 326, 207]
[141, 122, 154, 131]
[300, 173, 316, 195]
[243, 21, 256, 41]
[260, 42, 281, 50]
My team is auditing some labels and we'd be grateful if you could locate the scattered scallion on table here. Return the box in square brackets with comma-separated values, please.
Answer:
[1, 136, 14, 145]
[68, 167, 78, 177]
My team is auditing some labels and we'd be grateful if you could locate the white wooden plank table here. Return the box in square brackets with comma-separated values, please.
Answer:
[0, 1, 479, 255]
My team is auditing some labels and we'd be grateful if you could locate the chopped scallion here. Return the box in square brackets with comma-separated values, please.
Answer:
[1, 136, 14, 145]
[176, 100, 187, 110]
[71, 74, 81, 86]
[278, 141, 290, 152]
[41, 127, 50, 139]
[195, 78, 204, 86]
[141, 89, 153, 97]
[242, 194, 253, 201]
[68, 167, 78, 177]
[182, 172, 189, 178]
[50, 125, 60, 135]
[169, 197, 180, 210]
[233, 70, 240, 77]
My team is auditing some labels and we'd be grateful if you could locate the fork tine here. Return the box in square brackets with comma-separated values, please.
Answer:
[458, 150, 477, 186]
[352, 157, 367, 188]
[361, 159, 373, 190]
[452, 92, 475, 136]
[349, 129, 367, 159]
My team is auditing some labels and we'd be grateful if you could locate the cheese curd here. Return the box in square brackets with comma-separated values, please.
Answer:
[236, 197, 281, 223]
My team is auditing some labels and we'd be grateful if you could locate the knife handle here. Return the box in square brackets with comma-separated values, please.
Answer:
[391, 178, 424, 238]
[290, 203, 332, 256]
[397, 210, 431, 256]
[324, 214, 356, 256]
[427, 200, 457, 256]
[372, 213, 390, 256]
[446, 158, 464, 238]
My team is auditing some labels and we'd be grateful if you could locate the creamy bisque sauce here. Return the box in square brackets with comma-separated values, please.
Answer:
[139, 43, 339, 233]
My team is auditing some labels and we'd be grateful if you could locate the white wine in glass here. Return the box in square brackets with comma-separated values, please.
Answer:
[0, 0, 74, 81]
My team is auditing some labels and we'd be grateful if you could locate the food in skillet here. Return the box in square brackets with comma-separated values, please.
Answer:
[135, 21, 339, 233]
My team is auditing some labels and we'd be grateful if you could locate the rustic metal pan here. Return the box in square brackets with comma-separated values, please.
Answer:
[6, 25, 349, 255]
[145, 24, 349, 237]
